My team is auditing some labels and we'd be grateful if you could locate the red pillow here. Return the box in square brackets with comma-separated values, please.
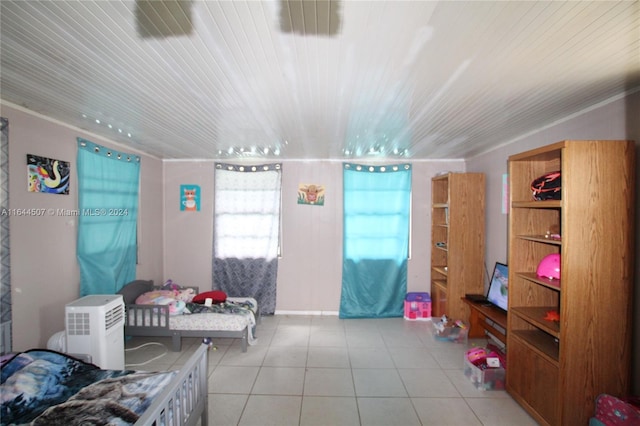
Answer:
[192, 290, 227, 304]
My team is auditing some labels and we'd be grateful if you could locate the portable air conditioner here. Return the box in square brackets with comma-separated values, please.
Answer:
[65, 294, 125, 370]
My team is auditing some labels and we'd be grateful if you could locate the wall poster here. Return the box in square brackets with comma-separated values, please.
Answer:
[180, 184, 200, 211]
[27, 154, 70, 195]
[298, 183, 325, 206]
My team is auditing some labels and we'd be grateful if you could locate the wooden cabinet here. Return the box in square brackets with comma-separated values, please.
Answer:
[506, 140, 634, 426]
[430, 173, 485, 319]
[461, 297, 507, 345]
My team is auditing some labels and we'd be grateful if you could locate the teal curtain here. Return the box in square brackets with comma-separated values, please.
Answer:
[340, 163, 411, 318]
[77, 138, 140, 296]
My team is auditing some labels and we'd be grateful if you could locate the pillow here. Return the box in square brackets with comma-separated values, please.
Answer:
[135, 290, 179, 305]
[192, 290, 227, 304]
[176, 288, 196, 303]
[117, 280, 154, 305]
[169, 300, 186, 315]
[134, 290, 187, 315]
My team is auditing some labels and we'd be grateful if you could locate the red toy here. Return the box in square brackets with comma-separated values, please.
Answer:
[544, 310, 560, 322]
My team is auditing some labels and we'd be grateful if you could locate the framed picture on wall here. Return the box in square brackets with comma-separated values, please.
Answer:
[180, 184, 200, 211]
[27, 154, 70, 195]
[298, 183, 325, 206]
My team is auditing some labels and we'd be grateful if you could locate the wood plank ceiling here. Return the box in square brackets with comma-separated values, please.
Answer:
[1, 1, 638, 160]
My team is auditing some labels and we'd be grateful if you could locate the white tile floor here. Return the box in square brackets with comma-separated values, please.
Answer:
[124, 315, 538, 426]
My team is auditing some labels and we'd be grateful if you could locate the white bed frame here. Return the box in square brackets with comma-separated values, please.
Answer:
[134, 342, 209, 426]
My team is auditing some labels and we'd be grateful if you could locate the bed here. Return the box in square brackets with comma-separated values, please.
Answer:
[118, 280, 258, 352]
[0, 343, 209, 426]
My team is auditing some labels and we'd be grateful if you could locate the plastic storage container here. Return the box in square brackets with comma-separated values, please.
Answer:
[433, 320, 469, 343]
[404, 292, 431, 320]
[463, 355, 506, 390]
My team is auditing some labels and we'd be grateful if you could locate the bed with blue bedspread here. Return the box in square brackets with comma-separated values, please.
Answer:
[1, 345, 208, 426]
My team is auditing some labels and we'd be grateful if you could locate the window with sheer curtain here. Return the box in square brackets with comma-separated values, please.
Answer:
[76, 138, 140, 296]
[213, 163, 282, 314]
[340, 163, 412, 319]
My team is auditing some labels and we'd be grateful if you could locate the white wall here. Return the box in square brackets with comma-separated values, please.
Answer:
[2, 104, 164, 350]
[162, 159, 464, 313]
[162, 161, 215, 289]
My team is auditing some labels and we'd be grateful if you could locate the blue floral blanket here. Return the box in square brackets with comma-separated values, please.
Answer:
[0, 350, 176, 425]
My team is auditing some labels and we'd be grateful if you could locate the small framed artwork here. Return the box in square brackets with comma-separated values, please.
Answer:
[27, 154, 70, 195]
[180, 184, 200, 211]
[298, 183, 325, 206]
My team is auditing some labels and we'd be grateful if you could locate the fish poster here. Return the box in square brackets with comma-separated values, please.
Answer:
[180, 184, 200, 211]
[298, 183, 325, 206]
[27, 154, 70, 195]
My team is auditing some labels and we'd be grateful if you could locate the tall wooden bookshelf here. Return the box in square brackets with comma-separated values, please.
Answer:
[506, 140, 634, 426]
[430, 173, 485, 320]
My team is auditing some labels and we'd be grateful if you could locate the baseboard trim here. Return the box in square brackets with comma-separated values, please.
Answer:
[274, 310, 339, 316]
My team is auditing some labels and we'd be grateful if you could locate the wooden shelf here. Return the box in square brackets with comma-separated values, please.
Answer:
[432, 279, 447, 290]
[516, 235, 562, 245]
[516, 272, 561, 291]
[461, 298, 507, 344]
[510, 306, 560, 338]
[511, 330, 560, 365]
[431, 266, 448, 276]
[507, 140, 634, 426]
[430, 173, 485, 319]
[512, 200, 561, 209]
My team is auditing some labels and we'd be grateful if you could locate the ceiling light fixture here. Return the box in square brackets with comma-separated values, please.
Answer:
[82, 113, 133, 140]
[217, 145, 284, 158]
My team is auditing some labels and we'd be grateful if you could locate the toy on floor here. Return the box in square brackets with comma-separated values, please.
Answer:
[433, 315, 469, 343]
[202, 337, 217, 351]
[591, 394, 640, 425]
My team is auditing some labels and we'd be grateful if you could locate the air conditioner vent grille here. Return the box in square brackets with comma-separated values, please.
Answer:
[105, 304, 124, 330]
[66, 312, 90, 336]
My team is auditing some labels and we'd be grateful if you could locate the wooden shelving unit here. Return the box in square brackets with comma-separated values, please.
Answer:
[430, 173, 485, 320]
[461, 297, 507, 345]
[506, 140, 635, 426]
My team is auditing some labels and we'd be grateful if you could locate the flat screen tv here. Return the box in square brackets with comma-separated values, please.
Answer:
[486, 262, 508, 312]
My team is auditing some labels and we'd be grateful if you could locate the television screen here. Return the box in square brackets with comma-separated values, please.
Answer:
[486, 262, 508, 311]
